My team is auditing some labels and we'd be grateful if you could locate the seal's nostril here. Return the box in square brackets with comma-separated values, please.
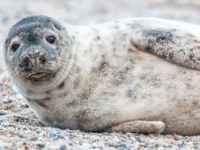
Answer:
[40, 55, 46, 64]
[23, 58, 29, 67]
[21, 57, 32, 72]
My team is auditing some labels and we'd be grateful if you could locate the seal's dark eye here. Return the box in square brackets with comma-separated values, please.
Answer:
[46, 36, 56, 44]
[11, 44, 20, 52]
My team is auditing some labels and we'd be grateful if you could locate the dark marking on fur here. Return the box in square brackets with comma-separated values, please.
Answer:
[58, 81, 65, 89]
[189, 53, 195, 62]
[92, 55, 98, 61]
[114, 25, 119, 29]
[59, 92, 68, 98]
[75, 109, 92, 130]
[192, 101, 198, 106]
[101, 54, 106, 59]
[66, 99, 78, 107]
[98, 61, 109, 71]
[128, 48, 134, 53]
[130, 40, 140, 49]
[96, 36, 100, 40]
[127, 89, 134, 97]
[73, 80, 80, 89]
[113, 74, 126, 86]
[27, 89, 34, 94]
[46, 90, 51, 94]
[81, 91, 89, 100]
[169, 52, 174, 61]
[143, 29, 174, 52]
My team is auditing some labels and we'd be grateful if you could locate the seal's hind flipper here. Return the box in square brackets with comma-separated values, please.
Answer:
[106, 121, 165, 134]
[131, 27, 200, 70]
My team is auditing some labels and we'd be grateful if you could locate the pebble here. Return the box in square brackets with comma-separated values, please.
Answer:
[148, 143, 155, 149]
[191, 137, 198, 142]
[17, 132, 27, 138]
[108, 143, 127, 148]
[28, 135, 37, 141]
[0, 111, 6, 115]
[174, 134, 182, 140]
[37, 143, 45, 148]
[60, 145, 67, 150]
[0, 143, 4, 150]
[178, 141, 184, 147]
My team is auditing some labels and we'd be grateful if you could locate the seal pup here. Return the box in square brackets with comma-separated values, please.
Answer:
[4, 15, 200, 135]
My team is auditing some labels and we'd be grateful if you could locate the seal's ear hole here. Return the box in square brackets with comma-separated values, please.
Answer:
[5, 39, 9, 45]
[54, 24, 61, 31]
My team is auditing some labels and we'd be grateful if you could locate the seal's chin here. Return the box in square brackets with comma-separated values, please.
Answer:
[26, 72, 55, 82]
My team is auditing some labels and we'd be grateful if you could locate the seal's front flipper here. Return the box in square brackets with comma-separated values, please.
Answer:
[131, 27, 200, 70]
[106, 121, 165, 134]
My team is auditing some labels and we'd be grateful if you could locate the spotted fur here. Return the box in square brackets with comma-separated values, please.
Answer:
[4, 16, 200, 135]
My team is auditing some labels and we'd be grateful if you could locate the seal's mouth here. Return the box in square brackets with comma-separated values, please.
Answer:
[26, 72, 55, 81]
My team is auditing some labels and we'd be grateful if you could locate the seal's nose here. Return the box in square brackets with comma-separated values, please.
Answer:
[20, 50, 47, 72]
[28, 50, 44, 59]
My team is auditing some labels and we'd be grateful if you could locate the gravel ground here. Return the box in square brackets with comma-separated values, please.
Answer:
[1, 0, 200, 149]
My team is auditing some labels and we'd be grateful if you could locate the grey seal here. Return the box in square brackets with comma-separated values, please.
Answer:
[4, 15, 200, 135]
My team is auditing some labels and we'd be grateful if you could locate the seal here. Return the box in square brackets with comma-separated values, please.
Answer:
[4, 15, 200, 135]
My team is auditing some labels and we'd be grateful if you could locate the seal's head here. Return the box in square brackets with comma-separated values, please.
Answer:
[4, 15, 71, 84]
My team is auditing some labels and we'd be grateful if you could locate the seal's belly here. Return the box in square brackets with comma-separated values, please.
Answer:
[38, 51, 200, 134]
[87, 51, 200, 132]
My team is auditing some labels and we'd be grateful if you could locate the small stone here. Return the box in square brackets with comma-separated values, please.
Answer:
[0, 111, 6, 115]
[28, 135, 37, 141]
[23, 145, 28, 150]
[178, 148, 186, 150]
[118, 144, 126, 148]
[149, 143, 155, 149]
[21, 103, 29, 108]
[92, 139, 99, 143]
[37, 143, 45, 148]
[81, 143, 91, 149]
[0, 143, 4, 150]
[17, 132, 27, 138]
[191, 137, 198, 142]
[2, 129, 8, 132]
[7, 99, 13, 103]
[178, 141, 184, 147]
[108, 143, 126, 148]
[173, 134, 181, 140]
[53, 136, 59, 141]
[50, 132, 57, 137]
[60, 145, 67, 150]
